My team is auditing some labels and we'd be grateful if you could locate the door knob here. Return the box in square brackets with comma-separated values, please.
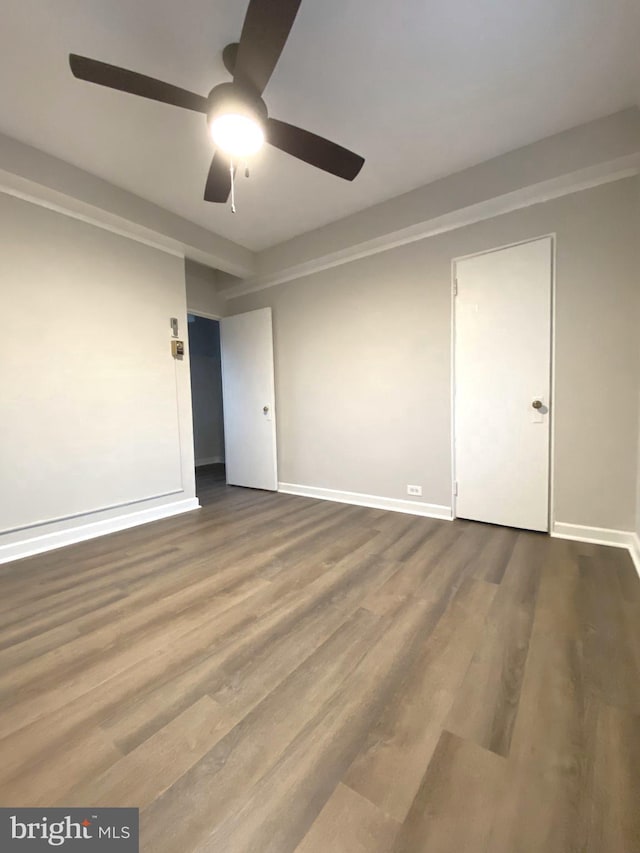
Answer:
[531, 399, 543, 410]
[263, 405, 269, 414]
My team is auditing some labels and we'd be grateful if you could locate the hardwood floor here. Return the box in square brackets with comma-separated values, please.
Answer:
[1, 466, 639, 852]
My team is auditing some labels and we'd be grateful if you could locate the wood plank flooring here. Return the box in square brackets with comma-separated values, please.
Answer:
[1, 465, 639, 852]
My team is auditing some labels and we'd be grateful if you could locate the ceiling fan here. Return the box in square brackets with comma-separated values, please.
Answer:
[69, 0, 365, 207]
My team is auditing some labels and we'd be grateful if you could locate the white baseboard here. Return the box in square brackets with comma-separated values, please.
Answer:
[278, 482, 452, 520]
[552, 522, 640, 577]
[0, 498, 201, 565]
[195, 456, 225, 467]
[551, 521, 635, 548]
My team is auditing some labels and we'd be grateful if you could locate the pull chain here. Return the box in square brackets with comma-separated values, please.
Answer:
[230, 159, 236, 214]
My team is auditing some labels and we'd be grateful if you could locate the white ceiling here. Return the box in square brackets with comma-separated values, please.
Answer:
[1, 0, 639, 251]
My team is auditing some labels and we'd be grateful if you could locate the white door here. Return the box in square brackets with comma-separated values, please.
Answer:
[220, 308, 278, 490]
[454, 237, 552, 531]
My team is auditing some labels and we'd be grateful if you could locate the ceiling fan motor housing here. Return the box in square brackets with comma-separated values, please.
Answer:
[206, 82, 268, 133]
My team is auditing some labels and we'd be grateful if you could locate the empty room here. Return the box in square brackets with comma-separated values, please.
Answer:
[1, 1, 639, 851]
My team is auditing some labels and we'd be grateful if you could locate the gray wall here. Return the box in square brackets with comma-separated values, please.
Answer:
[229, 177, 640, 532]
[0, 192, 196, 556]
[637, 180, 640, 541]
[636, 408, 640, 539]
[188, 316, 225, 466]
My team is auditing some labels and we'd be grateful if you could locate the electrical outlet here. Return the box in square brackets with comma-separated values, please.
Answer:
[407, 485, 422, 496]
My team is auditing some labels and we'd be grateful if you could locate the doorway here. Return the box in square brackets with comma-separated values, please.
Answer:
[187, 314, 226, 503]
[188, 307, 278, 501]
[452, 236, 553, 531]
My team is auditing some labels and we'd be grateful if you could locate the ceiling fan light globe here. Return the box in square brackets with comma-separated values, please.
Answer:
[209, 113, 264, 158]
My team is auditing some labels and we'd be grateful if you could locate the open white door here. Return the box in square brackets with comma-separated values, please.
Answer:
[454, 237, 552, 531]
[220, 308, 278, 490]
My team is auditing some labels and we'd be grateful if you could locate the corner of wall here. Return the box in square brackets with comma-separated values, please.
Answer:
[634, 175, 640, 565]
[185, 258, 227, 318]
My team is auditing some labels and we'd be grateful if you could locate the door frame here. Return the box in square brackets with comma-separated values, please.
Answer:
[187, 308, 279, 490]
[186, 309, 224, 469]
[450, 234, 557, 531]
[187, 309, 223, 322]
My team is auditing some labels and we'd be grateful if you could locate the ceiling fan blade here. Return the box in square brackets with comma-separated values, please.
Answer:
[266, 118, 364, 180]
[69, 54, 209, 113]
[233, 0, 302, 95]
[204, 152, 233, 202]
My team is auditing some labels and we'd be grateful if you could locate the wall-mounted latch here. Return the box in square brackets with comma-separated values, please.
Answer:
[171, 340, 185, 359]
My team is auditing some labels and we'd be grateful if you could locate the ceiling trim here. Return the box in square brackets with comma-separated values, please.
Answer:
[0, 170, 186, 259]
[220, 154, 640, 300]
[0, 131, 255, 277]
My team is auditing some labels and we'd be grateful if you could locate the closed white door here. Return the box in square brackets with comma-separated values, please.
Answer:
[454, 237, 552, 531]
[220, 308, 278, 490]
